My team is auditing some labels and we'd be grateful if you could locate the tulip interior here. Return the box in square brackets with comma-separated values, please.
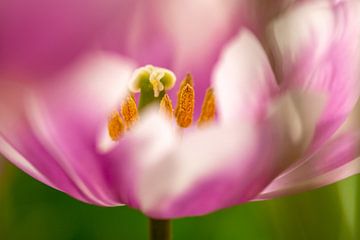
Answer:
[108, 65, 216, 141]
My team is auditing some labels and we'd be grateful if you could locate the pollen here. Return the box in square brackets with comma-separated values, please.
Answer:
[160, 94, 174, 119]
[175, 73, 193, 117]
[175, 77, 195, 128]
[108, 111, 125, 141]
[121, 95, 139, 129]
[198, 88, 216, 127]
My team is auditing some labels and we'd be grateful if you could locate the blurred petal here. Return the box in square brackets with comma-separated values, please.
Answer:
[270, 0, 360, 149]
[257, 131, 360, 200]
[105, 110, 290, 217]
[213, 29, 279, 123]
[130, 93, 324, 218]
[0, 53, 135, 205]
[0, 0, 133, 79]
[247, 0, 297, 36]
[258, 100, 360, 199]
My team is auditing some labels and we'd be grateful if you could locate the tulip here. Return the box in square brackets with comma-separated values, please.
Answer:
[1, 0, 360, 239]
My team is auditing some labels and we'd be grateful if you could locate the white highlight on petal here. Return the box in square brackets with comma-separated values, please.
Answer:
[213, 29, 277, 123]
[269, 91, 326, 150]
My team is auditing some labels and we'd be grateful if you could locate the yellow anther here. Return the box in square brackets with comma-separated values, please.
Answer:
[121, 95, 139, 129]
[108, 111, 125, 141]
[160, 94, 174, 119]
[176, 83, 195, 128]
[198, 88, 216, 127]
[175, 74, 194, 117]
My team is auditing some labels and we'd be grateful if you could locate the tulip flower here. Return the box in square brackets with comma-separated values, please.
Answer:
[1, 0, 360, 239]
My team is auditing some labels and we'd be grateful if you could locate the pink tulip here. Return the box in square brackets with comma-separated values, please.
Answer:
[1, 0, 360, 221]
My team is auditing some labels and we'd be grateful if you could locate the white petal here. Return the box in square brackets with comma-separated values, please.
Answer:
[212, 29, 278, 123]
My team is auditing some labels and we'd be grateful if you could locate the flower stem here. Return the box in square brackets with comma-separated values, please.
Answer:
[149, 218, 172, 240]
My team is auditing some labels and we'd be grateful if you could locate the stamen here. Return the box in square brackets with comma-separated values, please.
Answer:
[198, 88, 216, 127]
[175, 74, 194, 117]
[121, 95, 139, 129]
[176, 81, 195, 128]
[108, 111, 125, 141]
[160, 94, 174, 119]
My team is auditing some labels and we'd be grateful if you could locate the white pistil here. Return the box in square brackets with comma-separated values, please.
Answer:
[149, 69, 165, 97]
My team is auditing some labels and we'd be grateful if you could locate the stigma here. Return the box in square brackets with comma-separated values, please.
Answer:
[108, 66, 216, 141]
[129, 65, 176, 98]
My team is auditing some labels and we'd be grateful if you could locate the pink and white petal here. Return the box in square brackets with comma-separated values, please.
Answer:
[212, 29, 279, 124]
[132, 106, 316, 218]
[258, 97, 360, 199]
[257, 131, 360, 200]
[270, 0, 360, 149]
[109, 87, 326, 219]
[0, 53, 135, 205]
[133, 120, 276, 218]
[0, 0, 133, 79]
[102, 109, 179, 210]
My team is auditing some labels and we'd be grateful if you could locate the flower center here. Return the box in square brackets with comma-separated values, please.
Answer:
[108, 65, 216, 141]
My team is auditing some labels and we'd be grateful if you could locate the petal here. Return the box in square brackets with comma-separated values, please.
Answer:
[257, 131, 360, 200]
[258, 99, 360, 200]
[108, 48, 325, 219]
[0, 0, 133, 79]
[270, 0, 360, 149]
[246, 0, 298, 36]
[102, 104, 283, 218]
[212, 29, 279, 123]
[0, 53, 135, 205]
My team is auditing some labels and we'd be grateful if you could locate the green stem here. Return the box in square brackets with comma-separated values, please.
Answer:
[355, 175, 360, 239]
[149, 218, 172, 240]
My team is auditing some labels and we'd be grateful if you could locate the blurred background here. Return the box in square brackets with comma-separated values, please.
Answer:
[0, 156, 359, 240]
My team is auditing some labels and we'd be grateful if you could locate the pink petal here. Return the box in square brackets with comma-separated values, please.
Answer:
[0, 0, 134, 79]
[0, 53, 135, 205]
[270, 0, 360, 149]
